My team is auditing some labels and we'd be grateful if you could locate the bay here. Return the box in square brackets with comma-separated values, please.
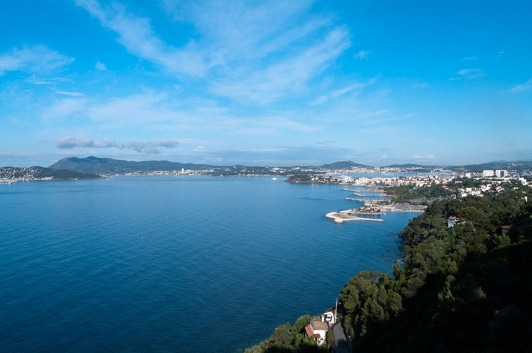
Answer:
[0, 176, 417, 352]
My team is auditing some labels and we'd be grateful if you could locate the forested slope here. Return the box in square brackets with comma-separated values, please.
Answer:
[340, 185, 532, 352]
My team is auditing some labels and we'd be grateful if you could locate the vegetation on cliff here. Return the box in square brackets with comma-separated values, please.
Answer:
[244, 315, 329, 353]
[340, 185, 532, 352]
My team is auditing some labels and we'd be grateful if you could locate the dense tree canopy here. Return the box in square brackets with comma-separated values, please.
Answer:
[340, 184, 532, 352]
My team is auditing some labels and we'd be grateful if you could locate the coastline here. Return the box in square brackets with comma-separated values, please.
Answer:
[326, 187, 425, 223]
[325, 210, 384, 223]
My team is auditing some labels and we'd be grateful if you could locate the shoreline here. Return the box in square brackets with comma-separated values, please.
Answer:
[326, 187, 426, 223]
[325, 210, 384, 223]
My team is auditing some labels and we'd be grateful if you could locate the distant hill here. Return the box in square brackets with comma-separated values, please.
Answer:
[448, 161, 532, 173]
[0, 166, 101, 181]
[320, 160, 371, 169]
[49, 156, 214, 175]
[383, 163, 434, 168]
[45, 156, 532, 176]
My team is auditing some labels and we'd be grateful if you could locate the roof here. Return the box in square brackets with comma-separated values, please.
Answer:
[305, 324, 320, 338]
[310, 319, 329, 331]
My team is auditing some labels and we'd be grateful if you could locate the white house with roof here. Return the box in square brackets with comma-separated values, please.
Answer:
[304, 318, 329, 346]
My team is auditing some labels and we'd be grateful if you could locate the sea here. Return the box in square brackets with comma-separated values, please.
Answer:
[0, 176, 420, 353]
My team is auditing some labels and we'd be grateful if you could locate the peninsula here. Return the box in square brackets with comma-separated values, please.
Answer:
[0, 166, 101, 183]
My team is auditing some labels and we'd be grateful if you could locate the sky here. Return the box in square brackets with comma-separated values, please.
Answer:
[1, 0, 531, 167]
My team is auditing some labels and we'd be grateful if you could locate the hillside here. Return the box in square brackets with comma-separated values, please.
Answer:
[49, 156, 214, 175]
[448, 160, 532, 174]
[320, 160, 371, 169]
[339, 185, 532, 353]
[0, 166, 101, 181]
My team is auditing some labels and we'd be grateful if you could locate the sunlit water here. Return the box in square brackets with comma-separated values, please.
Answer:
[0, 176, 419, 352]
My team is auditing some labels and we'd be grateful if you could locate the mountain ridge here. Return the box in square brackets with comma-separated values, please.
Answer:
[48, 156, 532, 175]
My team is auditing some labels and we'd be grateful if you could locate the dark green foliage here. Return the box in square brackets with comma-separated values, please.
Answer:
[321, 160, 371, 169]
[339, 185, 532, 352]
[245, 315, 328, 353]
[49, 156, 214, 174]
[386, 183, 454, 204]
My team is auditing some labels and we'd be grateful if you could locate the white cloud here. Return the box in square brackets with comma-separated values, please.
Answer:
[127, 139, 179, 153]
[42, 98, 87, 120]
[55, 90, 85, 97]
[85, 91, 176, 125]
[76, 0, 206, 77]
[56, 136, 123, 149]
[412, 154, 435, 160]
[95, 61, 108, 71]
[311, 96, 328, 106]
[77, 0, 350, 104]
[209, 27, 350, 103]
[331, 83, 365, 98]
[457, 68, 485, 79]
[511, 78, 532, 94]
[0, 45, 74, 75]
[310, 82, 365, 106]
[56, 135, 179, 154]
[161, 0, 317, 65]
[354, 50, 370, 60]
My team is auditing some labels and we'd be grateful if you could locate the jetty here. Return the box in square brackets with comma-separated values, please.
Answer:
[325, 210, 384, 223]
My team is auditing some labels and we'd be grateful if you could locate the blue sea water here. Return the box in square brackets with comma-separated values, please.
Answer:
[0, 176, 419, 352]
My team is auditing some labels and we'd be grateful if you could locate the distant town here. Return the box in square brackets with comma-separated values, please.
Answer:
[1, 156, 531, 186]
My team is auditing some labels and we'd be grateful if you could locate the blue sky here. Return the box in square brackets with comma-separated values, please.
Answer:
[1, 0, 531, 167]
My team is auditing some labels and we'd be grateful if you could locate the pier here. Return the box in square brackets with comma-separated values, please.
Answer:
[325, 210, 384, 223]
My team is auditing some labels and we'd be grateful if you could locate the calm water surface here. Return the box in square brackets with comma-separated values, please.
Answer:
[0, 176, 419, 352]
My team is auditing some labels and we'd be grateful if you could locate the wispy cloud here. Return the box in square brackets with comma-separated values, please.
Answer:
[85, 91, 176, 125]
[310, 96, 328, 106]
[0, 45, 74, 75]
[77, 0, 350, 104]
[56, 136, 123, 149]
[510, 78, 532, 94]
[56, 135, 179, 154]
[76, 0, 208, 77]
[161, 0, 318, 65]
[95, 61, 108, 71]
[42, 98, 87, 120]
[311, 82, 365, 105]
[55, 90, 85, 97]
[331, 83, 364, 98]
[457, 68, 485, 79]
[127, 139, 179, 153]
[412, 153, 435, 160]
[354, 50, 370, 60]
[209, 27, 350, 103]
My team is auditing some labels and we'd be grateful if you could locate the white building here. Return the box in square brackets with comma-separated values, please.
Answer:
[495, 170, 508, 178]
[305, 319, 329, 346]
[482, 170, 495, 178]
